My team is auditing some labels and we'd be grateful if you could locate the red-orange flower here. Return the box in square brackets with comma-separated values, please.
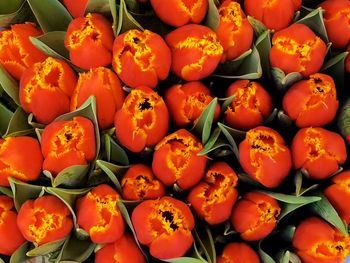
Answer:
[112, 29, 171, 89]
[0, 23, 47, 80]
[20, 57, 77, 124]
[166, 24, 223, 81]
[0, 136, 43, 187]
[121, 164, 166, 201]
[114, 86, 169, 153]
[283, 73, 338, 128]
[76, 184, 125, 244]
[164, 81, 220, 127]
[63, 0, 88, 18]
[41, 116, 96, 176]
[239, 126, 292, 188]
[70, 67, 125, 130]
[187, 162, 238, 225]
[152, 129, 206, 190]
[17, 195, 73, 245]
[217, 242, 260, 263]
[150, 0, 208, 27]
[217, 1, 253, 62]
[224, 80, 273, 131]
[132, 196, 195, 259]
[65, 13, 114, 69]
[291, 127, 347, 180]
[292, 217, 350, 263]
[270, 24, 327, 77]
[231, 192, 280, 241]
[95, 233, 146, 263]
[0, 196, 25, 256]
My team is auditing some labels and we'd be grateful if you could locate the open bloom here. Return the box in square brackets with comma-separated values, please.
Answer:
[65, 13, 114, 69]
[0, 136, 43, 187]
[132, 197, 195, 259]
[217, 242, 260, 263]
[283, 73, 338, 128]
[231, 192, 280, 241]
[76, 184, 125, 244]
[291, 127, 347, 180]
[114, 86, 169, 153]
[187, 162, 238, 225]
[293, 217, 350, 263]
[0, 23, 47, 80]
[239, 126, 292, 188]
[63, 0, 88, 18]
[166, 24, 223, 81]
[41, 116, 96, 176]
[17, 195, 73, 245]
[270, 24, 327, 77]
[112, 29, 171, 89]
[152, 129, 206, 190]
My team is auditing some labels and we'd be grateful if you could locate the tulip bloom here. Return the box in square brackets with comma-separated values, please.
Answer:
[112, 29, 171, 89]
[270, 24, 327, 77]
[293, 217, 350, 263]
[76, 184, 125, 244]
[0, 23, 47, 80]
[20, 57, 77, 124]
[239, 126, 292, 188]
[224, 80, 273, 131]
[187, 162, 238, 225]
[291, 127, 347, 180]
[319, 0, 350, 49]
[132, 197, 195, 259]
[41, 116, 96, 176]
[217, 1, 253, 62]
[114, 86, 169, 153]
[231, 192, 280, 241]
[63, 0, 88, 18]
[95, 233, 146, 263]
[0, 136, 43, 187]
[166, 25, 223, 81]
[164, 81, 220, 127]
[283, 73, 338, 128]
[0, 196, 25, 256]
[65, 13, 114, 69]
[217, 242, 260, 263]
[152, 129, 206, 190]
[71, 67, 125, 130]
[17, 195, 73, 245]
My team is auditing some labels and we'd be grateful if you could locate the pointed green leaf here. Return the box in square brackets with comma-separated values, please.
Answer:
[277, 250, 302, 263]
[256, 30, 271, 78]
[197, 127, 221, 156]
[95, 160, 128, 192]
[321, 52, 348, 93]
[10, 242, 30, 263]
[26, 239, 65, 257]
[3, 107, 34, 138]
[164, 258, 206, 263]
[56, 235, 95, 262]
[271, 68, 303, 92]
[103, 134, 129, 165]
[277, 110, 293, 127]
[215, 50, 253, 79]
[45, 165, 89, 188]
[237, 173, 262, 188]
[247, 16, 267, 37]
[280, 225, 296, 242]
[0, 1, 31, 28]
[0, 64, 20, 106]
[204, 0, 220, 31]
[117, 0, 143, 35]
[110, 0, 118, 35]
[0, 102, 13, 137]
[0, 186, 13, 197]
[85, 0, 110, 14]
[217, 122, 245, 160]
[28, 114, 45, 129]
[264, 108, 278, 125]
[260, 191, 321, 204]
[194, 224, 216, 263]
[220, 95, 234, 115]
[294, 171, 319, 197]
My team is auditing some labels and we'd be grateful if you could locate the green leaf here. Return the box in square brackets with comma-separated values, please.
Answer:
[264, 108, 278, 125]
[258, 239, 277, 263]
[271, 68, 303, 92]
[217, 122, 245, 160]
[237, 173, 262, 188]
[116, 0, 143, 35]
[0, 0, 23, 14]
[294, 171, 319, 197]
[85, 0, 110, 14]
[95, 160, 128, 192]
[56, 235, 95, 262]
[10, 242, 30, 263]
[216, 50, 253, 78]
[0, 1, 31, 28]
[164, 258, 206, 263]
[204, 0, 220, 31]
[26, 239, 65, 257]
[44, 165, 90, 188]
[277, 110, 293, 127]
[194, 224, 216, 263]
[27, 0, 73, 33]
[247, 16, 268, 37]
[197, 127, 221, 156]
[103, 134, 129, 165]
[256, 30, 271, 78]
[0, 64, 20, 106]
[3, 107, 34, 138]
[220, 95, 234, 115]
[0, 186, 13, 197]
[338, 97, 350, 138]
[277, 251, 301, 263]
[280, 225, 296, 242]
[260, 191, 321, 204]
[110, 0, 118, 35]
[0, 102, 13, 137]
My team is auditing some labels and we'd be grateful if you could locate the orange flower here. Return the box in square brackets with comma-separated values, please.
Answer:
[187, 162, 238, 225]
[0, 23, 47, 80]
[283, 73, 338, 128]
[166, 24, 223, 81]
[121, 164, 166, 201]
[41, 116, 96, 176]
[217, 1, 253, 62]
[112, 29, 171, 89]
[0, 196, 25, 256]
[149, 0, 208, 27]
[319, 0, 350, 49]
[114, 86, 169, 153]
[217, 242, 260, 263]
[164, 81, 220, 127]
[291, 127, 347, 180]
[224, 80, 273, 131]
[270, 24, 327, 77]
[0, 136, 43, 187]
[65, 13, 114, 69]
[71, 67, 125, 130]
[20, 57, 77, 124]
[131, 196, 195, 259]
[17, 195, 73, 245]
[239, 126, 292, 188]
[95, 233, 146, 263]
[63, 0, 88, 18]
[76, 184, 125, 244]
[292, 217, 349, 263]
[231, 192, 280, 241]
[152, 129, 206, 190]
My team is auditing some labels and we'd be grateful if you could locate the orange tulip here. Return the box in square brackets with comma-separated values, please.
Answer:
[63, 0, 88, 18]
[217, 242, 260, 263]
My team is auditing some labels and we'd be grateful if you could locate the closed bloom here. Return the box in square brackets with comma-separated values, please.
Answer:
[217, 242, 260, 263]
[63, 0, 88, 18]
